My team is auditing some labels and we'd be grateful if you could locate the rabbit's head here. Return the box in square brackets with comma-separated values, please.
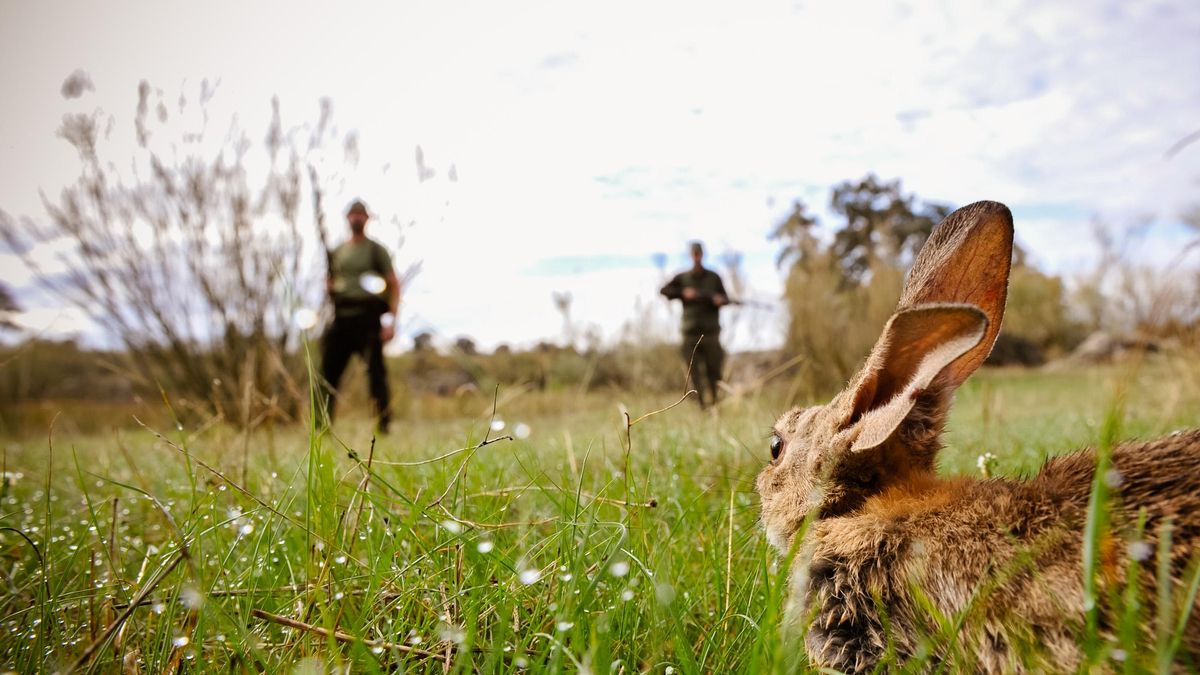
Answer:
[757, 201, 1014, 553]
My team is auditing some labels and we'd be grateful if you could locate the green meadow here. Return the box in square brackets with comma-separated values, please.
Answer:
[1, 355, 1198, 673]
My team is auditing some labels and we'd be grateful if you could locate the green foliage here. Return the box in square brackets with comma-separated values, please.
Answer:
[773, 175, 955, 396]
[827, 174, 951, 285]
[774, 178, 1082, 394]
[2, 357, 1196, 672]
[1003, 265, 1087, 357]
[780, 252, 902, 396]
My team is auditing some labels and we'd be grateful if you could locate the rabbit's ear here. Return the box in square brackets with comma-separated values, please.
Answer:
[896, 201, 1013, 389]
[839, 304, 987, 452]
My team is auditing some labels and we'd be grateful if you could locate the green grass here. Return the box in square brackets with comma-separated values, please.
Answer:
[1, 356, 1198, 673]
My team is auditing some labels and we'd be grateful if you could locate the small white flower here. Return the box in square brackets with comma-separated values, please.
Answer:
[976, 452, 998, 478]
[180, 586, 204, 609]
[1128, 541, 1153, 562]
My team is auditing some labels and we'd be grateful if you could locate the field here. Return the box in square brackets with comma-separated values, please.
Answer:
[2, 355, 1199, 673]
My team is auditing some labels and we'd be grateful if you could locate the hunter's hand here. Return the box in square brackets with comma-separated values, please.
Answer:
[381, 324, 395, 343]
[681, 287, 698, 301]
[713, 293, 729, 307]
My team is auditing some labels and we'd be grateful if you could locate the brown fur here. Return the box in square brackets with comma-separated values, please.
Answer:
[756, 201, 1200, 672]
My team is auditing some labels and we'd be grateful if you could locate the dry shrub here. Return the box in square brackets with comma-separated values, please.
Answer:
[782, 253, 903, 398]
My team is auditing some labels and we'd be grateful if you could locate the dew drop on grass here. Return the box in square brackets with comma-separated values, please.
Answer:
[476, 540, 494, 553]
[491, 419, 506, 432]
[180, 586, 204, 609]
[621, 589, 634, 601]
[655, 582, 676, 606]
[172, 635, 190, 648]
[514, 423, 531, 439]
[438, 623, 466, 644]
[519, 568, 540, 585]
[556, 621, 573, 632]
[609, 560, 629, 577]
[441, 520, 463, 534]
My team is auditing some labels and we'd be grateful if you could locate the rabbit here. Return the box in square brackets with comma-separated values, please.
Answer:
[756, 200, 1200, 673]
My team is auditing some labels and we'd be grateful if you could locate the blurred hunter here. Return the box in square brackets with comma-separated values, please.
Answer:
[660, 241, 729, 408]
[320, 200, 401, 433]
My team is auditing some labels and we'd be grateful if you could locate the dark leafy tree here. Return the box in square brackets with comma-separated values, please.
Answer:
[828, 174, 951, 285]
[770, 199, 821, 269]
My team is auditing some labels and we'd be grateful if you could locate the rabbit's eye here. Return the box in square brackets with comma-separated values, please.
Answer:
[770, 434, 784, 461]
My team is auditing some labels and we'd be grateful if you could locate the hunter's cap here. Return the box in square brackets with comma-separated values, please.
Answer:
[689, 241, 704, 255]
[346, 200, 369, 216]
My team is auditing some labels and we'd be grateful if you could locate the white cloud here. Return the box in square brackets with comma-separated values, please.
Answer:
[1, 0, 1198, 351]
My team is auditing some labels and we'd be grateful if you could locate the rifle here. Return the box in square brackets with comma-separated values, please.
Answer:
[727, 298, 778, 311]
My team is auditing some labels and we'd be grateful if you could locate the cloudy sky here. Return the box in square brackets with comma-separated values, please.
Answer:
[2, 0, 1198, 351]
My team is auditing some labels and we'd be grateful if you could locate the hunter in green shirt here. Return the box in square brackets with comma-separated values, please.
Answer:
[320, 200, 401, 434]
[330, 237, 394, 316]
[660, 241, 729, 408]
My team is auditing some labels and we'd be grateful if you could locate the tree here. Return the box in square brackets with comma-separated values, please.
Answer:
[413, 332, 436, 353]
[828, 174, 951, 285]
[453, 336, 478, 356]
[769, 200, 820, 269]
[771, 176, 955, 394]
[0, 75, 357, 425]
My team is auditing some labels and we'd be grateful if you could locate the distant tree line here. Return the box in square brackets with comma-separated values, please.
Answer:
[771, 174, 1199, 396]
